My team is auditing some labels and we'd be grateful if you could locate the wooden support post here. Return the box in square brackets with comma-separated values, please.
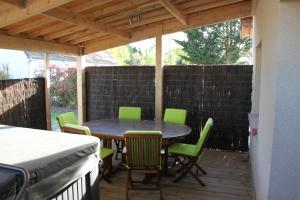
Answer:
[155, 35, 164, 121]
[77, 55, 86, 124]
[44, 53, 52, 130]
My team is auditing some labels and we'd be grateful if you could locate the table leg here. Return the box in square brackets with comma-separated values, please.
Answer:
[164, 146, 169, 175]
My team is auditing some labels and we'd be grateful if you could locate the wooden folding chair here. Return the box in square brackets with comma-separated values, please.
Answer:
[124, 131, 163, 200]
[168, 118, 213, 186]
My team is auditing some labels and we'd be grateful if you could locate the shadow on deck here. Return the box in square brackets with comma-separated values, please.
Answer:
[100, 150, 252, 200]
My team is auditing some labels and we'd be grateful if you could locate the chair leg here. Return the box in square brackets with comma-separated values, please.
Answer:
[114, 140, 120, 160]
[158, 174, 163, 200]
[176, 158, 192, 173]
[173, 157, 189, 182]
[188, 158, 206, 186]
[186, 156, 206, 175]
[100, 156, 113, 183]
[194, 163, 207, 175]
[173, 157, 206, 186]
[126, 170, 130, 200]
[189, 170, 206, 186]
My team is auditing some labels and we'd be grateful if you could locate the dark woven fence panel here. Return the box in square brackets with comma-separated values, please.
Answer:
[0, 78, 46, 130]
[85, 66, 155, 121]
[164, 65, 253, 151]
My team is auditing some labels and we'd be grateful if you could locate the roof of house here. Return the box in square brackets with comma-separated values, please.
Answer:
[24, 51, 117, 65]
[0, 0, 252, 55]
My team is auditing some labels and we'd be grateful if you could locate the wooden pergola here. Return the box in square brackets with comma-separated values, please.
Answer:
[0, 0, 252, 130]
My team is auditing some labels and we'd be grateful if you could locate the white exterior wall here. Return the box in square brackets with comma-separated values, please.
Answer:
[251, 0, 300, 199]
[268, 2, 300, 200]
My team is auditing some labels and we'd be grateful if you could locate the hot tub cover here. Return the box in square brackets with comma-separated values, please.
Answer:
[0, 125, 100, 184]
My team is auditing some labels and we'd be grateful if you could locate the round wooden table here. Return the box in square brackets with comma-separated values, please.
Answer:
[83, 119, 192, 175]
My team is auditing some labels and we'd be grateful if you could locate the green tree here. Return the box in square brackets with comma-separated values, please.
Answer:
[164, 48, 189, 65]
[175, 20, 252, 64]
[109, 46, 131, 65]
[110, 45, 155, 65]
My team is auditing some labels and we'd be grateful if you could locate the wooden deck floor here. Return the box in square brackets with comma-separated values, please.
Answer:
[100, 150, 252, 200]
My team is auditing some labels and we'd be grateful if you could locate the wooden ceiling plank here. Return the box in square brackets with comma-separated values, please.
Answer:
[158, 0, 188, 25]
[0, 33, 79, 55]
[0, 0, 76, 28]
[69, 0, 246, 45]
[42, 8, 130, 38]
[92, 0, 152, 20]
[58, 29, 96, 43]
[0, 0, 26, 7]
[69, 32, 108, 45]
[7, 18, 52, 35]
[43, 26, 85, 41]
[84, 0, 252, 54]
[95, 0, 219, 29]
[27, 22, 69, 38]
[70, 0, 113, 13]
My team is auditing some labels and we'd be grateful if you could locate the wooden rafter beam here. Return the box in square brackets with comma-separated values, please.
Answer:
[0, 0, 26, 7]
[0, 34, 79, 55]
[42, 8, 130, 38]
[158, 0, 188, 25]
[0, 0, 75, 28]
[84, 1, 252, 54]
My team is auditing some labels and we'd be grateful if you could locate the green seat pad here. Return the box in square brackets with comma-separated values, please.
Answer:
[125, 130, 162, 135]
[64, 124, 91, 136]
[101, 147, 116, 159]
[168, 143, 198, 157]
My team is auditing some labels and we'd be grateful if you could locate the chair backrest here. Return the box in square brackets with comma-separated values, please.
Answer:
[57, 112, 77, 130]
[163, 108, 187, 124]
[118, 106, 141, 121]
[124, 131, 162, 169]
[194, 118, 213, 156]
[62, 124, 91, 136]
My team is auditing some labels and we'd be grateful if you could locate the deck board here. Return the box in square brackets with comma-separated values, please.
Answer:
[99, 150, 252, 200]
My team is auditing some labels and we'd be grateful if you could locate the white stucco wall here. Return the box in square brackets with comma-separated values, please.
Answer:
[251, 1, 300, 199]
[251, 0, 279, 199]
[268, 2, 300, 200]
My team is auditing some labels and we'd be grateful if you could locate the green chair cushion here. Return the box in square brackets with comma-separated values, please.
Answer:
[64, 124, 91, 136]
[163, 108, 187, 125]
[124, 130, 162, 135]
[118, 106, 141, 121]
[57, 112, 77, 128]
[101, 147, 116, 159]
[169, 143, 198, 157]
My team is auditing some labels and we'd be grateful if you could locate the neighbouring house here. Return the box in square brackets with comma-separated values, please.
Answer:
[0, 50, 117, 79]
[26, 50, 117, 77]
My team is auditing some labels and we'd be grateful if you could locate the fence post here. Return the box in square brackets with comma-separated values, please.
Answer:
[77, 55, 86, 124]
[44, 52, 51, 130]
[155, 35, 164, 121]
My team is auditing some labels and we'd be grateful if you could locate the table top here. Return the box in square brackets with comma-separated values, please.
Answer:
[83, 119, 192, 140]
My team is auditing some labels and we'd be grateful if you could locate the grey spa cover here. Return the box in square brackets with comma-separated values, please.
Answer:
[0, 125, 100, 200]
